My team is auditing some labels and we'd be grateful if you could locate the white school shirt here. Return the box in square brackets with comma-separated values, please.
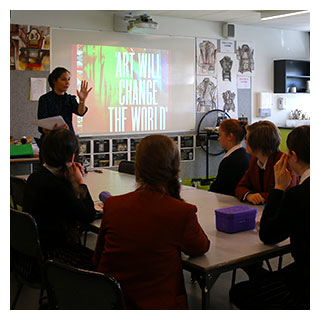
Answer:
[223, 144, 242, 159]
[299, 168, 310, 185]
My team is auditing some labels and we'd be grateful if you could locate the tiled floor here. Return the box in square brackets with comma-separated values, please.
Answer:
[10, 231, 293, 310]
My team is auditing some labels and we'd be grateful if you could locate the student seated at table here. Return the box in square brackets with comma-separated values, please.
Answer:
[93, 134, 210, 310]
[23, 128, 96, 270]
[209, 119, 250, 196]
[235, 120, 298, 205]
[229, 125, 310, 309]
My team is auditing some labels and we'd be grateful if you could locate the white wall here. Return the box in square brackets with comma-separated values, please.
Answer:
[11, 10, 310, 126]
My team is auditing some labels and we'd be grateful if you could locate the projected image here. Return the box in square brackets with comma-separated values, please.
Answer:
[73, 44, 170, 134]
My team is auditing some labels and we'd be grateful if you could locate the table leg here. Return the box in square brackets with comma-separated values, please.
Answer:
[193, 270, 220, 309]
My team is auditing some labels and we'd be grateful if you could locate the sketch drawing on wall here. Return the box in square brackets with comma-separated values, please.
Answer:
[196, 76, 217, 113]
[219, 56, 233, 81]
[222, 90, 236, 113]
[236, 42, 254, 75]
[197, 38, 218, 76]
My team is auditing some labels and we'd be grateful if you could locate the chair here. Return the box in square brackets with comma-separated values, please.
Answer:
[44, 260, 125, 309]
[118, 160, 135, 175]
[10, 176, 27, 210]
[10, 208, 47, 309]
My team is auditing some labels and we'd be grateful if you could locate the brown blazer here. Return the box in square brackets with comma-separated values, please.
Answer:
[235, 151, 299, 202]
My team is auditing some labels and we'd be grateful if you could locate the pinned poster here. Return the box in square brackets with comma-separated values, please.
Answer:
[30, 77, 47, 101]
[237, 76, 251, 89]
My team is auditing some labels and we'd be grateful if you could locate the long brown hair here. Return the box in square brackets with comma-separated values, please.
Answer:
[135, 134, 183, 201]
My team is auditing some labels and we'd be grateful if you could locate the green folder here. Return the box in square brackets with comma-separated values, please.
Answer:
[10, 144, 34, 158]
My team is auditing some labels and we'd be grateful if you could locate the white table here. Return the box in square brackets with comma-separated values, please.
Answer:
[82, 169, 290, 309]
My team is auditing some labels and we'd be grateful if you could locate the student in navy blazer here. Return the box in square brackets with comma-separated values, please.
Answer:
[209, 119, 250, 196]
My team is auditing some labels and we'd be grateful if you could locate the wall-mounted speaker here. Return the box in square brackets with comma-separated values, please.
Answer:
[222, 23, 235, 38]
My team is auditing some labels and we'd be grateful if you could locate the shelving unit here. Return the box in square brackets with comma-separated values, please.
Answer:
[180, 136, 195, 161]
[274, 60, 310, 93]
[78, 135, 196, 169]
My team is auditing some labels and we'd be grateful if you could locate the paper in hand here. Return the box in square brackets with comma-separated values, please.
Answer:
[32, 116, 66, 130]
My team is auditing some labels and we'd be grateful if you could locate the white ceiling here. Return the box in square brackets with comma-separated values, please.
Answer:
[111, 10, 310, 32]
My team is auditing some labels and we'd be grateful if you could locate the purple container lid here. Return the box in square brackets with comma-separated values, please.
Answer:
[215, 205, 257, 217]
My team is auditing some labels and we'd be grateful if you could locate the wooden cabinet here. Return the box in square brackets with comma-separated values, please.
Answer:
[274, 60, 310, 93]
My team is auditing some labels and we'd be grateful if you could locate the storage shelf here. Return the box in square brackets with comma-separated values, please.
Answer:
[274, 60, 310, 94]
[286, 75, 310, 79]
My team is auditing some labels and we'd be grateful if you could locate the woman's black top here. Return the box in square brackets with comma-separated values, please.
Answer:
[37, 91, 87, 133]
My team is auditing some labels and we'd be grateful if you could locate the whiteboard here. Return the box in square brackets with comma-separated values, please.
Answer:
[52, 28, 195, 136]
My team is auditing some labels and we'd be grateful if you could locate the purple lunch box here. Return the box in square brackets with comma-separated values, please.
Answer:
[215, 205, 257, 233]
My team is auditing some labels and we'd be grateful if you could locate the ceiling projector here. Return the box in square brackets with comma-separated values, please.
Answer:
[127, 14, 158, 33]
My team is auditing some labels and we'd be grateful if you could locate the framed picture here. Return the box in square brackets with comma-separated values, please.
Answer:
[94, 154, 110, 167]
[180, 136, 194, 148]
[79, 140, 91, 154]
[181, 148, 194, 161]
[112, 153, 128, 166]
[94, 139, 109, 153]
[112, 139, 128, 152]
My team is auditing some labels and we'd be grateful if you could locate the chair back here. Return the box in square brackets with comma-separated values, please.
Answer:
[118, 160, 135, 175]
[10, 176, 27, 210]
[44, 260, 125, 309]
[10, 208, 45, 287]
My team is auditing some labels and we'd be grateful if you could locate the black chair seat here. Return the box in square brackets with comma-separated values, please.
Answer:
[44, 260, 125, 309]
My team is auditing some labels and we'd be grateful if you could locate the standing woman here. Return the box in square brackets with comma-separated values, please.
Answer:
[93, 134, 210, 309]
[209, 119, 250, 196]
[38, 67, 92, 136]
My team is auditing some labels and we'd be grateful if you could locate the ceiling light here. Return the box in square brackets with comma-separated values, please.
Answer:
[261, 10, 309, 21]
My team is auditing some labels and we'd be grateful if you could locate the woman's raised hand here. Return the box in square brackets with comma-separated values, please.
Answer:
[77, 80, 92, 102]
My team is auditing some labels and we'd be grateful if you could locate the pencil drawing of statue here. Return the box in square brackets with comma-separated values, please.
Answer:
[197, 77, 217, 112]
[222, 90, 236, 112]
[219, 56, 233, 81]
[236, 44, 254, 74]
[198, 40, 217, 74]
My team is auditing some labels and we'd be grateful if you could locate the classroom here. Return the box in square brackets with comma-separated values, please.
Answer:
[10, 9, 311, 312]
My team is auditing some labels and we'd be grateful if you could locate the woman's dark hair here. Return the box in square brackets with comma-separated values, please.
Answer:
[135, 134, 183, 201]
[41, 128, 84, 197]
[246, 120, 281, 156]
[219, 119, 247, 144]
[48, 67, 70, 89]
[287, 125, 310, 164]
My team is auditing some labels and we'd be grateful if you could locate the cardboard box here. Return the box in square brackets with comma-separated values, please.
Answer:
[215, 205, 257, 233]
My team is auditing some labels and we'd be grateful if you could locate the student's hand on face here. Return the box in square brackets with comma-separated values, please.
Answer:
[274, 153, 292, 191]
[74, 162, 85, 177]
[70, 162, 85, 185]
[247, 193, 265, 205]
